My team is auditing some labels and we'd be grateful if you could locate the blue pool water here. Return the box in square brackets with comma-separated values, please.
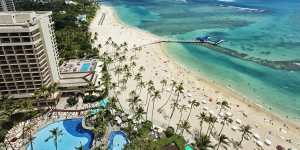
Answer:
[27, 118, 94, 150]
[90, 98, 109, 115]
[108, 131, 128, 150]
[80, 63, 91, 72]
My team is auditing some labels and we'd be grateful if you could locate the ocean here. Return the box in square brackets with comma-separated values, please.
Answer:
[106, 0, 300, 120]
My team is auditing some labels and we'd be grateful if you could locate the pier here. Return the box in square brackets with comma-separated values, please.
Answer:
[135, 39, 300, 71]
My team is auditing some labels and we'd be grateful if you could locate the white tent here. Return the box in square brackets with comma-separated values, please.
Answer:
[201, 100, 207, 104]
[236, 119, 242, 124]
[253, 133, 260, 140]
[256, 140, 263, 147]
[264, 139, 272, 145]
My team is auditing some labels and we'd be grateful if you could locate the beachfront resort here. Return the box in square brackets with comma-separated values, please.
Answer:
[1, 0, 300, 150]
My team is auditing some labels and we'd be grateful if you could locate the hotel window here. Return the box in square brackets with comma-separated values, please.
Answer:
[22, 37, 31, 42]
[24, 45, 33, 49]
[17, 55, 26, 60]
[9, 33, 19, 36]
[21, 32, 29, 36]
[11, 38, 21, 43]
[1, 38, 10, 43]
[0, 33, 8, 37]
[25, 50, 34, 54]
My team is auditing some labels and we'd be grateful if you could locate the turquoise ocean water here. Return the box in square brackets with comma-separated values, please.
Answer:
[106, 0, 300, 120]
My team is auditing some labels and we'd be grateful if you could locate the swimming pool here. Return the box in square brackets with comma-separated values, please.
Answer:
[27, 118, 94, 150]
[90, 98, 109, 115]
[80, 63, 91, 72]
[108, 131, 128, 150]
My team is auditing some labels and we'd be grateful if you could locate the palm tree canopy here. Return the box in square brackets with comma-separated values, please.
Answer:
[219, 134, 230, 145]
[194, 134, 215, 150]
[188, 100, 200, 108]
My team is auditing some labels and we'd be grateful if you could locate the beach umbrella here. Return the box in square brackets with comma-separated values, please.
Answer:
[231, 125, 238, 131]
[218, 112, 224, 117]
[256, 140, 263, 147]
[253, 133, 260, 140]
[264, 139, 272, 146]
[187, 93, 192, 97]
[225, 112, 232, 117]
[201, 100, 207, 104]
[203, 106, 208, 111]
[235, 119, 242, 124]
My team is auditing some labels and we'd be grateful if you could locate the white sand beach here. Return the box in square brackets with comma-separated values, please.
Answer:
[89, 5, 300, 149]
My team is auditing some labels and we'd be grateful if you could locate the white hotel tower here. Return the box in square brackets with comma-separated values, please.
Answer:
[0, 11, 60, 98]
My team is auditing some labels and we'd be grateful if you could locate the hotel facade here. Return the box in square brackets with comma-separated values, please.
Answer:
[0, 11, 60, 98]
[0, 0, 15, 11]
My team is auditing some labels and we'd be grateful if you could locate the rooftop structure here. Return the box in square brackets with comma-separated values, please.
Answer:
[0, 11, 60, 98]
[59, 59, 100, 92]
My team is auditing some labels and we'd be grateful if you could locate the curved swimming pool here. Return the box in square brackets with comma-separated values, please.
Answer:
[27, 118, 94, 150]
[108, 131, 128, 150]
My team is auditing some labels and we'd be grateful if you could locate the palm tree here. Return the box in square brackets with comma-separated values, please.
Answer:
[136, 80, 146, 95]
[196, 112, 206, 136]
[168, 101, 179, 127]
[194, 134, 214, 150]
[218, 115, 233, 136]
[238, 124, 251, 146]
[177, 120, 191, 136]
[217, 100, 230, 114]
[127, 96, 142, 113]
[138, 66, 145, 73]
[185, 99, 200, 121]
[151, 90, 161, 122]
[206, 114, 217, 138]
[134, 106, 145, 122]
[124, 70, 132, 80]
[145, 80, 154, 105]
[48, 82, 58, 98]
[134, 72, 142, 82]
[158, 80, 177, 112]
[145, 85, 155, 120]
[45, 128, 63, 150]
[160, 79, 167, 94]
[169, 82, 184, 124]
[75, 142, 84, 150]
[216, 134, 230, 150]
[114, 67, 123, 86]
[176, 104, 188, 132]
[120, 78, 128, 89]
[110, 82, 117, 96]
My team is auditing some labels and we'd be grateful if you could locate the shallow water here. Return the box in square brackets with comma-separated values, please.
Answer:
[107, 0, 300, 120]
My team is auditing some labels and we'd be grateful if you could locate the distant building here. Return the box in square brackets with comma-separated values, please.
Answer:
[0, 0, 15, 11]
[76, 14, 87, 22]
[65, 0, 78, 5]
[0, 11, 60, 98]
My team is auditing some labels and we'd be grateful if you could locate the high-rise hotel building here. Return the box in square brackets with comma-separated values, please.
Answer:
[0, 0, 15, 11]
[0, 11, 60, 98]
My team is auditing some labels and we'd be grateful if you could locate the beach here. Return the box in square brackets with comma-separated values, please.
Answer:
[89, 5, 300, 149]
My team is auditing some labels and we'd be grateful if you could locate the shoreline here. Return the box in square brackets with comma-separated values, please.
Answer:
[108, 5, 300, 128]
[90, 5, 300, 149]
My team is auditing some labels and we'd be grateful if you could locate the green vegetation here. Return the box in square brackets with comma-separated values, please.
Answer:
[83, 95, 98, 103]
[15, 0, 98, 60]
[67, 96, 78, 107]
